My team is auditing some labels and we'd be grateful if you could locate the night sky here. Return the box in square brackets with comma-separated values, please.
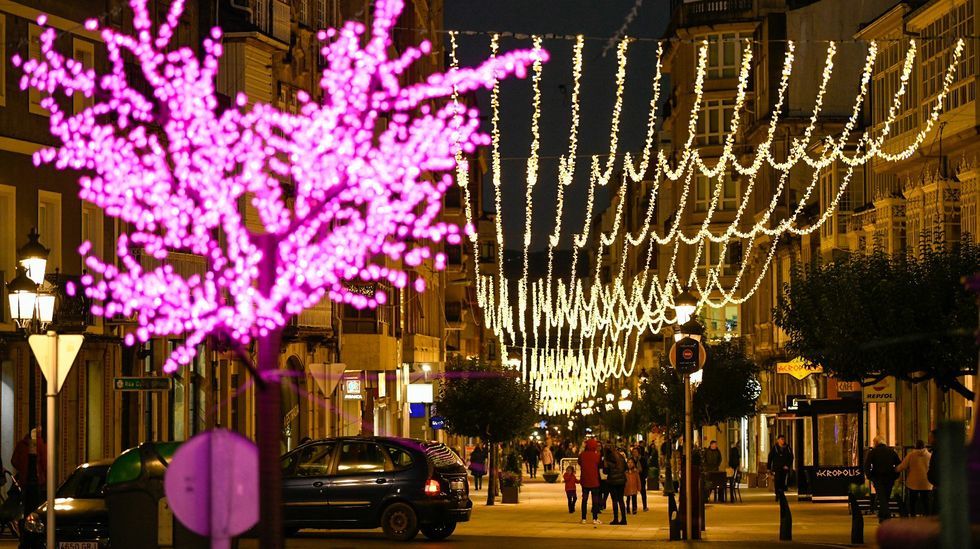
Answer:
[444, 1, 671, 251]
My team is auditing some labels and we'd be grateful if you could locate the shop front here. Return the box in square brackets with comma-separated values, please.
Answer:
[796, 398, 864, 502]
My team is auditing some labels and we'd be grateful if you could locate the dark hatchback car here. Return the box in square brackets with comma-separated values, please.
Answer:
[281, 437, 471, 541]
[25, 460, 112, 548]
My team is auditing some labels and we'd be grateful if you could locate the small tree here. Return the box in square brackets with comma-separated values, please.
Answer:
[774, 242, 979, 400]
[436, 356, 538, 505]
[640, 341, 762, 436]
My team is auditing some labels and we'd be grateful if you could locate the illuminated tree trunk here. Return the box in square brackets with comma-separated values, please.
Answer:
[257, 236, 284, 548]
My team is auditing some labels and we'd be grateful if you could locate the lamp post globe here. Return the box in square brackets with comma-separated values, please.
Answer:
[19, 227, 49, 285]
[674, 287, 698, 326]
[7, 266, 38, 329]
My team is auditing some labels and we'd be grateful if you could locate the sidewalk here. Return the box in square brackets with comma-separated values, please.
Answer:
[455, 477, 874, 546]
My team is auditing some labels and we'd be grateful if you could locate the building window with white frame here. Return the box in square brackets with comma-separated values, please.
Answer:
[702, 32, 750, 79]
[0, 14, 6, 107]
[695, 172, 738, 213]
[38, 190, 62, 274]
[81, 203, 104, 261]
[29, 24, 48, 116]
[72, 38, 95, 114]
[696, 99, 735, 146]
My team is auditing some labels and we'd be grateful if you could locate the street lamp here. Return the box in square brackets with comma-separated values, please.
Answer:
[675, 286, 698, 326]
[617, 396, 632, 434]
[674, 313, 705, 540]
[6, 229, 79, 549]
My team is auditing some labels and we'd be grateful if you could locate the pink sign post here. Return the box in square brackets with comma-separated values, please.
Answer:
[164, 429, 258, 549]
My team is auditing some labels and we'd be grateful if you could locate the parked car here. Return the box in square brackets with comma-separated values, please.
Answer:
[24, 459, 112, 548]
[281, 437, 471, 541]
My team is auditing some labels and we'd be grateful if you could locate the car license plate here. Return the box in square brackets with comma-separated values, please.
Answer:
[59, 543, 98, 549]
[450, 480, 465, 491]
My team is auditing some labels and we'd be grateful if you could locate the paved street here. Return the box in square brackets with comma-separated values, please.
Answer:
[229, 478, 876, 547]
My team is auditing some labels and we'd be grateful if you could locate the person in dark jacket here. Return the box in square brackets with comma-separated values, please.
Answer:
[703, 440, 723, 472]
[578, 439, 602, 525]
[469, 444, 486, 491]
[632, 446, 650, 511]
[864, 436, 901, 522]
[523, 442, 540, 478]
[767, 435, 794, 497]
[604, 446, 628, 525]
[729, 443, 741, 472]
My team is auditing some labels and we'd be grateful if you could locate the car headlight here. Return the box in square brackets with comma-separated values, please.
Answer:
[25, 512, 44, 534]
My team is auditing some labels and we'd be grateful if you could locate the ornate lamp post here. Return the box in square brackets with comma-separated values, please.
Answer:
[617, 389, 633, 435]
[673, 286, 702, 539]
[5, 228, 79, 548]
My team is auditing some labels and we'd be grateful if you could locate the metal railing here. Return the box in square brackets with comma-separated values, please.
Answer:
[672, 0, 754, 25]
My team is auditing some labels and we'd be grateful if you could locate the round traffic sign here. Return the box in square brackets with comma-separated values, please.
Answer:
[164, 429, 259, 541]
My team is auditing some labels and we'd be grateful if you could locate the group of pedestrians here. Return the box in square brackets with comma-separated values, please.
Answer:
[568, 438, 655, 527]
[865, 435, 937, 521]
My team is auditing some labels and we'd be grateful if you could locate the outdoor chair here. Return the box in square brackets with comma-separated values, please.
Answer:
[728, 470, 742, 503]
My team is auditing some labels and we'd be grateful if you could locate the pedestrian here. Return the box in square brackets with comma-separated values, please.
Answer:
[598, 441, 609, 511]
[524, 442, 540, 478]
[896, 440, 932, 516]
[767, 434, 794, 498]
[12, 427, 46, 522]
[578, 439, 602, 526]
[704, 440, 722, 472]
[864, 435, 901, 522]
[563, 465, 578, 514]
[469, 443, 487, 491]
[625, 458, 641, 515]
[604, 445, 628, 525]
[632, 446, 649, 511]
[729, 442, 741, 473]
[542, 444, 555, 473]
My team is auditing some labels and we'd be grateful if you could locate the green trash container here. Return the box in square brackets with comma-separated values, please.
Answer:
[105, 442, 209, 549]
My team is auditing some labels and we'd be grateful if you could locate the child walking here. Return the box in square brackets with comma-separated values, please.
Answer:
[563, 465, 578, 514]
[625, 458, 641, 515]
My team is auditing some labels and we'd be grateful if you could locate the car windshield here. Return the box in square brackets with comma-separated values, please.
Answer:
[423, 443, 465, 472]
[57, 465, 109, 499]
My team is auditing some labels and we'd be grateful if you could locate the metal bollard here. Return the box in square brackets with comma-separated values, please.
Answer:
[668, 491, 681, 540]
[778, 491, 792, 541]
[848, 493, 864, 544]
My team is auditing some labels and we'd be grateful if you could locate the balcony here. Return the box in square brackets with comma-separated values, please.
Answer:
[129, 248, 208, 280]
[671, 0, 754, 27]
[293, 297, 332, 329]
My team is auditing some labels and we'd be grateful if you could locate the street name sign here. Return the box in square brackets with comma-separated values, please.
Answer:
[114, 377, 173, 391]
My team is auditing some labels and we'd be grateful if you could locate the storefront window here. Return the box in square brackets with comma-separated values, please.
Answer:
[816, 413, 859, 467]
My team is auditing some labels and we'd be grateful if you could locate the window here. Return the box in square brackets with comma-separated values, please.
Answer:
[0, 14, 6, 107]
[695, 172, 737, 212]
[919, 2, 975, 121]
[703, 32, 750, 79]
[0, 185, 15, 314]
[446, 243, 463, 266]
[820, 167, 835, 239]
[285, 442, 335, 477]
[697, 241, 738, 278]
[336, 441, 387, 474]
[82, 204, 104, 260]
[38, 190, 62, 274]
[696, 99, 735, 146]
[479, 240, 495, 263]
[29, 24, 47, 116]
[384, 445, 414, 470]
[73, 38, 95, 114]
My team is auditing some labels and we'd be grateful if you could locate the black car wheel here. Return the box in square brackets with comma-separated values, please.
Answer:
[421, 521, 457, 540]
[380, 502, 419, 541]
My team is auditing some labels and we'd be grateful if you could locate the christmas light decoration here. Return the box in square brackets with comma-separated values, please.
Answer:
[456, 34, 966, 414]
[17, 0, 544, 540]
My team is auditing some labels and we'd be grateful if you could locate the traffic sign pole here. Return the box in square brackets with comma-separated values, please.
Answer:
[28, 331, 83, 549]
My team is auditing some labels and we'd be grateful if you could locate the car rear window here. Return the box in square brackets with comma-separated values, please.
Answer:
[423, 443, 465, 471]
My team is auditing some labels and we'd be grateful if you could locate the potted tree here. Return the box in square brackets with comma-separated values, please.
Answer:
[542, 470, 560, 483]
[434, 357, 538, 506]
[500, 471, 522, 503]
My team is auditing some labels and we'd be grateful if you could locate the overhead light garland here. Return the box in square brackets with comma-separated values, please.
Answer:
[451, 33, 966, 413]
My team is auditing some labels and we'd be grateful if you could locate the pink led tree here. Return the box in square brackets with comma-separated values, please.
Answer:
[16, 0, 543, 544]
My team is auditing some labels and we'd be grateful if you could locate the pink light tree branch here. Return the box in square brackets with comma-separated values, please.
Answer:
[16, 0, 546, 374]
